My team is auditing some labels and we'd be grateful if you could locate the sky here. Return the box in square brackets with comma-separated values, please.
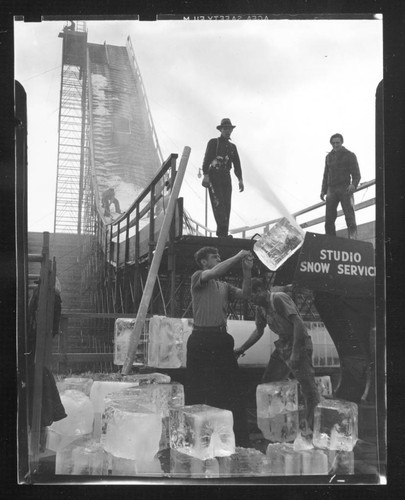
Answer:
[14, 17, 383, 234]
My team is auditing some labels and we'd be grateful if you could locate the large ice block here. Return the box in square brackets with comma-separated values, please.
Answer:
[256, 381, 299, 419]
[313, 399, 358, 451]
[90, 374, 171, 439]
[113, 318, 147, 366]
[258, 411, 299, 443]
[301, 449, 329, 475]
[48, 389, 94, 438]
[63, 377, 94, 396]
[55, 437, 108, 475]
[170, 449, 219, 478]
[266, 443, 301, 475]
[103, 383, 184, 450]
[217, 447, 270, 476]
[170, 404, 235, 460]
[327, 450, 355, 475]
[102, 399, 162, 461]
[253, 217, 305, 271]
[148, 316, 187, 368]
[110, 455, 163, 476]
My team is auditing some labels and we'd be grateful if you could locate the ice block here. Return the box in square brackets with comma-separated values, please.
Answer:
[111, 382, 184, 450]
[170, 404, 235, 460]
[313, 399, 358, 451]
[301, 449, 328, 475]
[170, 449, 219, 478]
[266, 443, 301, 475]
[63, 377, 94, 396]
[90, 374, 171, 439]
[327, 450, 354, 475]
[258, 411, 299, 443]
[253, 217, 305, 271]
[256, 381, 299, 419]
[48, 389, 94, 438]
[110, 455, 163, 476]
[102, 399, 162, 461]
[55, 437, 108, 475]
[113, 318, 147, 366]
[148, 316, 187, 368]
[217, 447, 270, 476]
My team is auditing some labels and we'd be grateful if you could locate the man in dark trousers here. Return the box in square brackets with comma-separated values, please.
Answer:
[201, 118, 244, 237]
[234, 278, 320, 436]
[186, 246, 253, 446]
[320, 133, 361, 239]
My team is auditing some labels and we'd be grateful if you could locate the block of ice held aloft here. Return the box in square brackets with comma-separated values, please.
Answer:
[170, 449, 219, 478]
[218, 447, 270, 476]
[327, 450, 354, 474]
[170, 404, 235, 460]
[63, 377, 93, 396]
[102, 400, 162, 461]
[49, 389, 94, 438]
[313, 399, 358, 451]
[148, 316, 187, 368]
[113, 318, 146, 366]
[301, 449, 328, 475]
[258, 411, 299, 443]
[266, 443, 301, 475]
[110, 455, 163, 476]
[55, 437, 108, 475]
[257, 381, 299, 420]
[253, 217, 304, 271]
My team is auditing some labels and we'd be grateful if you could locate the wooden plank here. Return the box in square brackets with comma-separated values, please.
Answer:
[122, 147, 191, 374]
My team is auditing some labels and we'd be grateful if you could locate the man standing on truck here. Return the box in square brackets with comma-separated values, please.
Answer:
[320, 133, 361, 239]
[201, 118, 245, 238]
[234, 277, 320, 435]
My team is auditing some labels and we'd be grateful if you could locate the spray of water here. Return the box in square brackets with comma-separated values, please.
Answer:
[240, 149, 303, 234]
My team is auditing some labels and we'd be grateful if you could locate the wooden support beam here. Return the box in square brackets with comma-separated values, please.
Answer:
[122, 147, 191, 374]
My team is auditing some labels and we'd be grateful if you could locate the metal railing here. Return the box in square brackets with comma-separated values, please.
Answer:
[184, 179, 375, 239]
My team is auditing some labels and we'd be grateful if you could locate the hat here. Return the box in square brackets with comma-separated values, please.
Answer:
[216, 118, 236, 131]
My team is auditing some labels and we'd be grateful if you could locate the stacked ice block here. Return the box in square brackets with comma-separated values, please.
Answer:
[63, 377, 94, 396]
[111, 455, 163, 476]
[90, 372, 171, 439]
[266, 443, 329, 476]
[103, 382, 185, 450]
[55, 437, 108, 475]
[113, 318, 147, 366]
[217, 447, 270, 477]
[102, 399, 162, 462]
[170, 404, 235, 460]
[313, 399, 358, 451]
[47, 389, 94, 452]
[148, 316, 188, 368]
[266, 443, 302, 475]
[256, 380, 299, 442]
[170, 449, 220, 478]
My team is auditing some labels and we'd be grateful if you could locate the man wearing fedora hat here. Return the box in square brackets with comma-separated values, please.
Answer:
[201, 118, 244, 237]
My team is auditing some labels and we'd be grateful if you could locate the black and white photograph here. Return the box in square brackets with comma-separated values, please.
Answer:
[13, 10, 389, 487]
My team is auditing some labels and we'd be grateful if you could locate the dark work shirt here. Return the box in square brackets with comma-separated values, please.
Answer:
[321, 146, 361, 193]
[202, 136, 242, 180]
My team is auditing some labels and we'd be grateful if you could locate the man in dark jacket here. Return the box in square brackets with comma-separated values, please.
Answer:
[320, 133, 361, 239]
[201, 118, 244, 237]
